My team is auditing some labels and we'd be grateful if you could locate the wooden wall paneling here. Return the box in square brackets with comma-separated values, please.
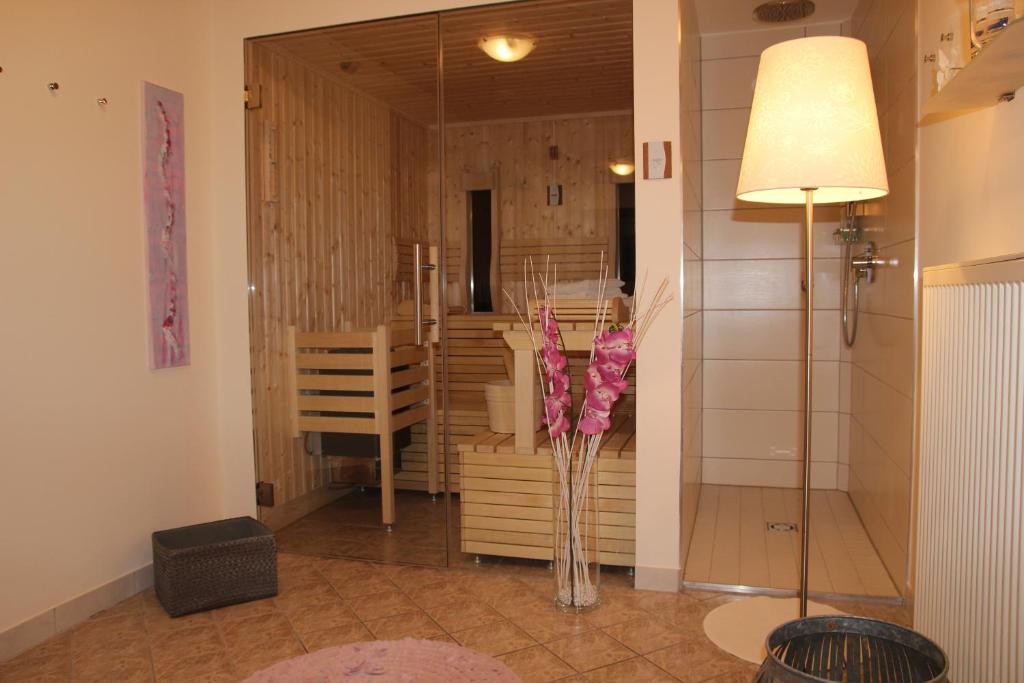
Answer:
[442, 114, 632, 311]
[246, 42, 435, 514]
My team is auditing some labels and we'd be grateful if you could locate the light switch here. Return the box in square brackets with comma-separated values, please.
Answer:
[642, 141, 672, 180]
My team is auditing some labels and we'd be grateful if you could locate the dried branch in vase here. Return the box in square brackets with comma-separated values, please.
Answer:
[503, 256, 672, 609]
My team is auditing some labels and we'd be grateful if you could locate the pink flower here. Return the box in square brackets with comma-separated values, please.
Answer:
[594, 328, 636, 366]
[579, 410, 611, 435]
[547, 411, 571, 437]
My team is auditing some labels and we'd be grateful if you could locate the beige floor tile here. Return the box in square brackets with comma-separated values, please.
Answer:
[154, 650, 237, 683]
[72, 649, 154, 683]
[300, 622, 374, 652]
[0, 651, 71, 683]
[583, 657, 678, 682]
[149, 624, 225, 677]
[363, 610, 444, 640]
[344, 590, 418, 622]
[451, 619, 536, 656]
[545, 630, 634, 672]
[496, 645, 575, 683]
[424, 597, 505, 632]
[404, 580, 466, 609]
[644, 636, 749, 683]
[210, 597, 279, 623]
[70, 613, 146, 652]
[283, 600, 360, 638]
[272, 578, 341, 613]
[602, 617, 688, 654]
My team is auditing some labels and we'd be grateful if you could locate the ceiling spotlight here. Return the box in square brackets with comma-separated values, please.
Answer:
[478, 35, 537, 63]
[609, 162, 635, 176]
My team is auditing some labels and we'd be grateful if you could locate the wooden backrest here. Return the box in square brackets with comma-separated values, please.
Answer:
[287, 325, 431, 437]
[529, 297, 629, 323]
[499, 238, 613, 312]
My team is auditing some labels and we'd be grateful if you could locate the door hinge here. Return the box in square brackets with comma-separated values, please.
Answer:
[256, 480, 275, 506]
[244, 84, 262, 110]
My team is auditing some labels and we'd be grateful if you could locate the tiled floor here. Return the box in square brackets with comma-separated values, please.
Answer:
[0, 553, 911, 683]
[275, 489, 450, 566]
[684, 485, 900, 598]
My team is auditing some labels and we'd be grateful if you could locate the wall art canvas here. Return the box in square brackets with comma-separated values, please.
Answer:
[142, 82, 190, 369]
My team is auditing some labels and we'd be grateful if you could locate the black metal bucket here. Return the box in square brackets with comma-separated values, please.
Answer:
[754, 616, 948, 682]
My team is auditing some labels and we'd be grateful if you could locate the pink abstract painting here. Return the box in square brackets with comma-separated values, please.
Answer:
[142, 82, 189, 369]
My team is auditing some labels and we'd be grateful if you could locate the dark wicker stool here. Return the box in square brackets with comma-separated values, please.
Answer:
[755, 616, 948, 682]
[152, 516, 277, 617]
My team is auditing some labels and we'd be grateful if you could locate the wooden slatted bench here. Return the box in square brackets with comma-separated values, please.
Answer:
[457, 416, 636, 567]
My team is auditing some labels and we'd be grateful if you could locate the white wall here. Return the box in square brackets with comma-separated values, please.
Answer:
[0, 0, 221, 634]
[918, 0, 1024, 267]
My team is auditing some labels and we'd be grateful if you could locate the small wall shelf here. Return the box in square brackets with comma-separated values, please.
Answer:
[921, 19, 1024, 120]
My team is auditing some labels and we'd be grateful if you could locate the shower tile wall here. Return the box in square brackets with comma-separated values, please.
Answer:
[846, 0, 918, 595]
[700, 22, 852, 491]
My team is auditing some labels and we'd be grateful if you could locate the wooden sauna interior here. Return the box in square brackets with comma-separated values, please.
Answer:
[244, 0, 636, 568]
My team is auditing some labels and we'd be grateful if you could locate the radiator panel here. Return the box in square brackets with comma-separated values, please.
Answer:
[917, 269, 1024, 683]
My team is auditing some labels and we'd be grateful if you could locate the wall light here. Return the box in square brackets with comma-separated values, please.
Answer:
[608, 162, 635, 176]
[478, 35, 537, 63]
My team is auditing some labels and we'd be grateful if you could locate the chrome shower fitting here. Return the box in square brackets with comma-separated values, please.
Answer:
[851, 241, 885, 284]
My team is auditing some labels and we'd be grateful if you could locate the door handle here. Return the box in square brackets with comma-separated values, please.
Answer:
[413, 243, 438, 345]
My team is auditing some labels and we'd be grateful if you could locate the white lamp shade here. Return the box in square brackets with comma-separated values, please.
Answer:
[736, 36, 888, 205]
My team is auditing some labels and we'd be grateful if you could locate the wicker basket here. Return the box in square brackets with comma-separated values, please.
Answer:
[152, 516, 278, 617]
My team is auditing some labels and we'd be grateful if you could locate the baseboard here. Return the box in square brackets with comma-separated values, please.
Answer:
[0, 563, 153, 664]
[634, 564, 682, 592]
[260, 484, 350, 531]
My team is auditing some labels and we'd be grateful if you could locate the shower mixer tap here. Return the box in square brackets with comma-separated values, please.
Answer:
[851, 241, 885, 284]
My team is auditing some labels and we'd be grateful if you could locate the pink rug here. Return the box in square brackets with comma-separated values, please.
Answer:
[243, 639, 521, 682]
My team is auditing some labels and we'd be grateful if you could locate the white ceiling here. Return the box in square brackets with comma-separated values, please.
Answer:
[695, 0, 859, 34]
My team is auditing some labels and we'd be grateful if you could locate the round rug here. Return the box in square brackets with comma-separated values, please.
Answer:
[703, 596, 845, 665]
[242, 638, 520, 682]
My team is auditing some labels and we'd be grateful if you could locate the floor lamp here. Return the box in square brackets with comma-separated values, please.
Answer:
[704, 35, 888, 662]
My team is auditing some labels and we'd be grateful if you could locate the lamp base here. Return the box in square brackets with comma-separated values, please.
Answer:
[703, 596, 844, 664]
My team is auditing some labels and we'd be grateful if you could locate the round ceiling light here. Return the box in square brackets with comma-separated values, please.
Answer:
[478, 35, 537, 63]
[609, 162, 635, 176]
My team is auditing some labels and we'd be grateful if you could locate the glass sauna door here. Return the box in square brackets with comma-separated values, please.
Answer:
[439, 0, 636, 571]
[245, 16, 448, 566]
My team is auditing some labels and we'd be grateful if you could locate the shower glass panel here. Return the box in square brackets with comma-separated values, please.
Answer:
[244, 15, 448, 566]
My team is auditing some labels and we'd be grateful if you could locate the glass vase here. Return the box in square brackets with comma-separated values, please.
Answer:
[552, 443, 600, 612]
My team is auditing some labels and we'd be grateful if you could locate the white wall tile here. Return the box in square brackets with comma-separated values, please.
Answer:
[703, 259, 840, 311]
[701, 57, 759, 110]
[703, 208, 841, 260]
[703, 359, 839, 411]
[702, 108, 750, 160]
[703, 408, 838, 463]
[704, 309, 840, 361]
[702, 458, 838, 489]
[701, 26, 805, 60]
[804, 22, 844, 37]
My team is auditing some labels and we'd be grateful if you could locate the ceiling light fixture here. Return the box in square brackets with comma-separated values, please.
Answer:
[478, 35, 537, 63]
[608, 162, 635, 176]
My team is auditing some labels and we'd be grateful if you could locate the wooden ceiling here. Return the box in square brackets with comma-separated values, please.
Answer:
[257, 0, 633, 124]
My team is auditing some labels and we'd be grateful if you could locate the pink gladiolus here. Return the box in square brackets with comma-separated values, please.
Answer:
[547, 411, 570, 437]
[578, 411, 610, 435]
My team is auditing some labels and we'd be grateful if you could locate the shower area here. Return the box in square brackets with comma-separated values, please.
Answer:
[682, 0, 919, 604]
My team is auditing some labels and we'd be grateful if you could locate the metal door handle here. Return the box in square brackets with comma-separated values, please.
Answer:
[413, 244, 438, 345]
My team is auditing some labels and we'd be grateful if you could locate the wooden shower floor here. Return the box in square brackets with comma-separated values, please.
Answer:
[683, 485, 899, 598]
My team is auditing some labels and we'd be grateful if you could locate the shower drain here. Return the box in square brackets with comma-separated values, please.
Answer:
[767, 521, 799, 533]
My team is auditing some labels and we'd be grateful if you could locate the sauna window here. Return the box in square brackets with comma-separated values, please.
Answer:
[617, 183, 636, 296]
[468, 189, 493, 312]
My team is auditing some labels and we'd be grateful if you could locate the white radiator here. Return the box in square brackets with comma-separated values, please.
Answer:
[917, 255, 1024, 683]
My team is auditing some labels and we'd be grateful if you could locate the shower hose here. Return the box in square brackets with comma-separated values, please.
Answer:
[840, 241, 859, 347]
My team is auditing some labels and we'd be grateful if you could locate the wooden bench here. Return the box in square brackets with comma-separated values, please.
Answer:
[457, 416, 636, 567]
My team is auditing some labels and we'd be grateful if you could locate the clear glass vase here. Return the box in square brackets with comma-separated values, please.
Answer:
[552, 444, 600, 612]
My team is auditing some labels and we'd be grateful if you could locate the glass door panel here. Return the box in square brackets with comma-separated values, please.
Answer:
[244, 14, 446, 566]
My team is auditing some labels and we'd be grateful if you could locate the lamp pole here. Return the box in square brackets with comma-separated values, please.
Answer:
[800, 188, 816, 618]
